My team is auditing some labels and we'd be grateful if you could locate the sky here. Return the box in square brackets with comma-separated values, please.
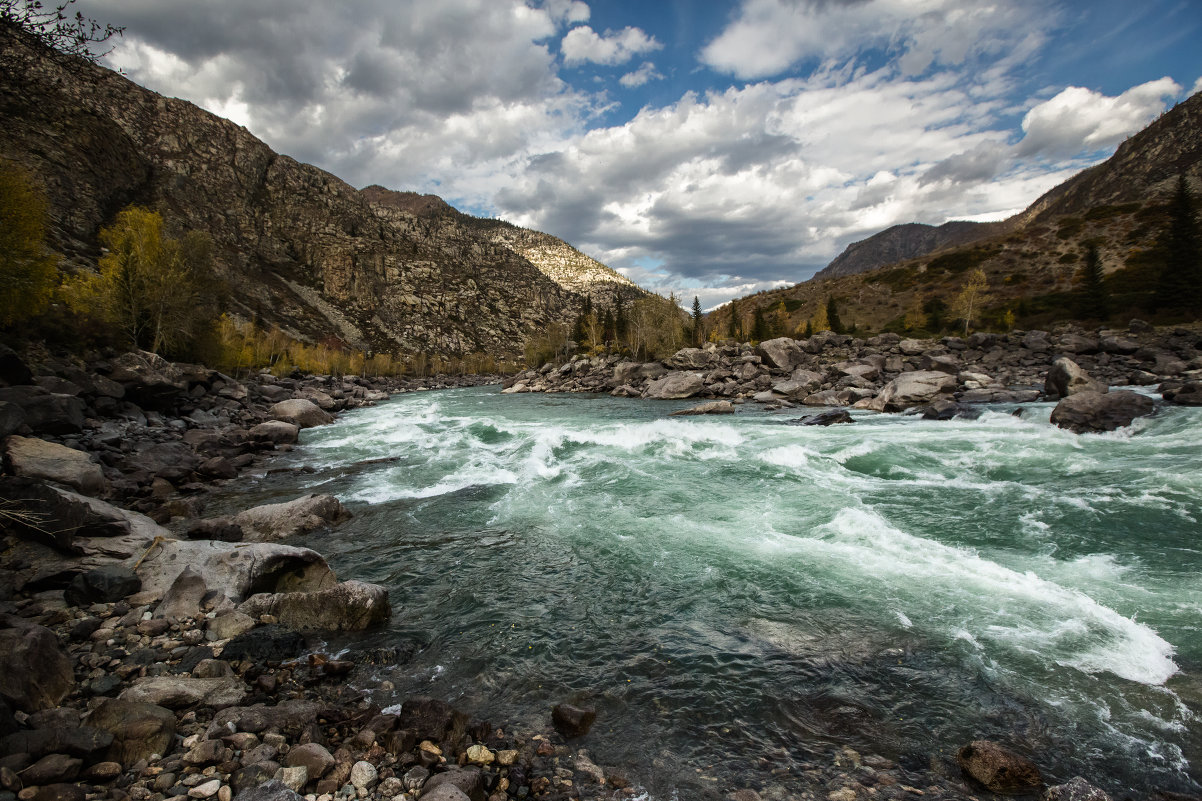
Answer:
[76, 0, 1202, 309]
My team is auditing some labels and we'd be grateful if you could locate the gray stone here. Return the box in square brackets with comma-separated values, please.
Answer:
[155, 565, 208, 620]
[422, 768, 483, 801]
[0, 402, 25, 439]
[420, 785, 471, 801]
[2, 436, 105, 496]
[232, 779, 303, 801]
[756, 338, 804, 371]
[18, 754, 81, 785]
[87, 699, 175, 766]
[1042, 776, 1112, 801]
[248, 421, 299, 445]
[134, 539, 336, 604]
[206, 611, 257, 641]
[866, 371, 956, 412]
[643, 372, 705, 400]
[238, 580, 389, 631]
[664, 348, 714, 369]
[1050, 391, 1155, 433]
[1163, 381, 1202, 405]
[669, 401, 735, 416]
[284, 743, 334, 781]
[231, 494, 350, 542]
[0, 621, 74, 712]
[0, 387, 84, 435]
[349, 760, 377, 789]
[65, 566, 141, 606]
[1045, 357, 1107, 398]
[268, 399, 332, 429]
[119, 676, 246, 709]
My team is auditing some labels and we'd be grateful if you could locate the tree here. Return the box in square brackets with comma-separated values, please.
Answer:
[802, 319, 813, 337]
[810, 301, 829, 333]
[771, 300, 788, 338]
[924, 296, 947, 332]
[825, 296, 843, 334]
[751, 306, 768, 342]
[727, 297, 739, 339]
[1, 0, 123, 73]
[691, 295, 703, 346]
[0, 159, 57, 326]
[1078, 243, 1110, 320]
[952, 268, 989, 335]
[903, 294, 927, 332]
[1152, 174, 1201, 314]
[69, 206, 218, 354]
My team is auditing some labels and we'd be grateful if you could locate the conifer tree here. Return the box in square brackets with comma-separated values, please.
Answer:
[825, 296, 843, 334]
[727, 297, 739, 339]
[803, 319, 813, 338]
[691, 295, 703, 346]
[751, 306, 768, 342]
[1079, 243, 1110, 320]
[1153, 174, 1201, 314]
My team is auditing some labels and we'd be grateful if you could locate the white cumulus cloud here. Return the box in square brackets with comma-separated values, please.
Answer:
[619, 61, 663, 88]
[561, 24, 661, 66]
[1016, 78, 1182, 158]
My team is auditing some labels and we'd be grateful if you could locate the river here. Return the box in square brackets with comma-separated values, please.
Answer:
[214, 386, 1202, 799]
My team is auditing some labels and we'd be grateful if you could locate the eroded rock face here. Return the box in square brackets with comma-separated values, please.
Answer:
[1050, 390, 1155, 433]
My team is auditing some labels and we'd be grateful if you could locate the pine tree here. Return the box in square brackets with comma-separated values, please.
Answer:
[691, 296, 703, 346]
[751, 306, 768, 342]
[1079, 243, 1110, 320]
[1153, 174, 1201, 314]
[803, 319, 813, 338]
[825, 296, 843, 334]
[727, 297, 739, 339]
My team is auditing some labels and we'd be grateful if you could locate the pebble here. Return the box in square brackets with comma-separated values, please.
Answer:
[348, 762, 377, 790]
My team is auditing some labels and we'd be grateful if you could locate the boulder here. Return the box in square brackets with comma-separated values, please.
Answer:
[206, 610, 257, 641]
[794, 409, 854, 426]
[0, 479, 134, 552]
[1044, 358, 1107, 398]
[897, 338, 930, 356]
[3, 436, 105, 496]
[756, 338, 804, 371]
[106, 351, 187, 410]
[232, 779, 303, 801]
[422, 770, 482, 801]
[0, 725, 111, 761]
[1022, 330, 1052, 352]
[957, 740, 1041, 793]
[396, 697, 468, 744]
[0, 344, 33, 385]
[133, 441, 198, 483]
[219, 627, 306, 663]
[643, 372, 705, 400]
[551, 703, 597, 737]
[231, 494, 350, 542]
[0, 620, 74, 712]
[664, 348, 714, 369]
[20, 754, 81, 785]
[1056, 333, 1099, 354]
[269, 399, 333, 428]
[119, 675, 246, 709]
[64, 566, 141, 607]
[184, 518, 244, 542]
[1050, 391, 1155, 434]
[134, 538, 336, 603]
[669, 401, 735, 416]
[1042, 777, 1112, 801]
[866, 371, 956, 412]
[295, 387, 337, 410]
[801, 390, 846, 407]
[921, 400, 981, 421]
[771, 378, 820, 400]
[285, 743, 335, 780]
[87, 698, 176, 766]
[1162, 381, 1202, 405]
[248, 420, 300, 445]
[0, 401, 25, 438]
[238, 580, 390, 631]
[0, 387, 84, 434]
[154, 565, 209, 620]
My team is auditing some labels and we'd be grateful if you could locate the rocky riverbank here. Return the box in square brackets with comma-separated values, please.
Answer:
[0, 343, 1183, 801]
[502, 322, 1202, 425]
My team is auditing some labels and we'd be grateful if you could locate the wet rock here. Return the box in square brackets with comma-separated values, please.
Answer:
[921, 400, 981, 421]
[1050, 391, 1155, 433]
[794, 409, 854, 426]
[231, 494, 350, 542]
[248, 421, 300, 445]
[184, 518, 244, 543]
[64, 566, 141, 607]
[238, 580, 389, 631]
[957, 740, 1042, 793]
[232, 779, 303, 801]
[269, 399, 332, 429]
[1045, 358, 1107, 399]
[198, 456, 238, 480]
[669, 401, 735, 416]
[551, 703, 596, 737]
[285, 743, 334, 780]
[0, 621, 74, 712]
[119, 676, 246, 709]
[133, 539, 336, 603]
[1042, 776, 1112, 801]
[2, 436, 105, 496]
[87, 699, 175, 765]
[643, 372, 705, 400]
[397, 698, 468, 745]
[423, 768, 484, 801]
[19, 754, 81, 785]
[866, 371, 956, 412]
[30, 783, 86, 801]
[182, 739, 227, 767]
[1163, 381, 1202, 405]
[220, 626, 306, 662]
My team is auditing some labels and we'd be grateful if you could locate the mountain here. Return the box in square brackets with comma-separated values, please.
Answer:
[0, 28, 644, 359]
[814, 220, 1004, 280]
[712, 91, 1202, 334]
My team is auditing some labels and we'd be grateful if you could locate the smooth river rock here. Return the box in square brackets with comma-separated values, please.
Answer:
[269, 399, 332, 428]
[865, 371, 956, 412]
[2, 435, 106, 496]
[1045, 357, 1107, 398]
[1050, 390, 1155, 433]
[238, 580, 390, 631]
[643, 372, 705, 400]
[231, 494, 350, 542]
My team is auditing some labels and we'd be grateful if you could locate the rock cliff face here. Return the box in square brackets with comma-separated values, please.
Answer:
[814, 220, 1003, 280]
[0, 31, 637, 358]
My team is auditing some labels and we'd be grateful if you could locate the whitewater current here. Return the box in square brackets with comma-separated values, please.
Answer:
[217, 386, 1202, 798]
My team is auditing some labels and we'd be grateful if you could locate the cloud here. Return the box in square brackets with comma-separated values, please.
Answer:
[619, 61, 664, 88]
[1191, 75, 1202, 97]
[700, 0, 1052, 80]
[1016, 78, 1182, 158]
[561, 25, 662, 66]
[541, 0, 590, 24]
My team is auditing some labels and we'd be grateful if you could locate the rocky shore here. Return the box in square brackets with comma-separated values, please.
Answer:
[502, 322, 1202, 429]
[0, 343, 1189, 801]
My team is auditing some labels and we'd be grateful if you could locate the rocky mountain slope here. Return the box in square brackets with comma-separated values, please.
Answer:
[715, 92, 1202, 334]
[0, 29, 642, 359]
[814, 220, 1004, 280]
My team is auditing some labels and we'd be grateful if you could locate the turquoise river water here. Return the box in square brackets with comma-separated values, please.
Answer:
[221, 386, 1202, 799]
